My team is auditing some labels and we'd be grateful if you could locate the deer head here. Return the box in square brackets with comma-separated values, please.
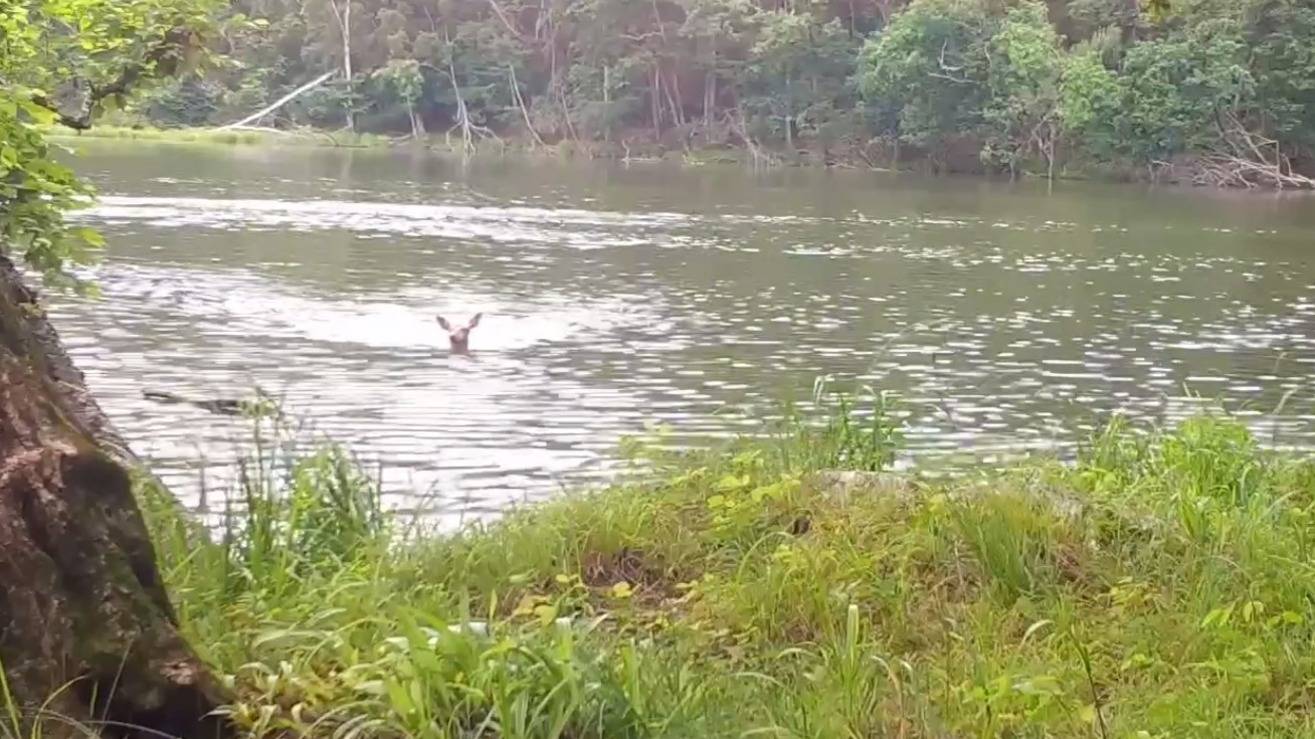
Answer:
[437, 313, 482, 353]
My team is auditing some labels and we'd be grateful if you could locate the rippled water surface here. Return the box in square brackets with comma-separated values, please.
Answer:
[49, 140, 1315, 518]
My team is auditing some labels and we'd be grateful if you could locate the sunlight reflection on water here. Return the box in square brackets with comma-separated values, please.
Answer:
[47, 144, 1315, 522]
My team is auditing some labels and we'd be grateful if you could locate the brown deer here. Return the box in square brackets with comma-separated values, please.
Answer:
[437, 313, 482, 353]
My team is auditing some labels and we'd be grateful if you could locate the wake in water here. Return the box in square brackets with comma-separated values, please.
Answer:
[77, 261, 675, 352]
[50, 179, 1315, 516]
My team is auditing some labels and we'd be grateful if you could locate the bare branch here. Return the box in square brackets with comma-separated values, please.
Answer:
[220, 70, 336, 129]
[939, 40, 965, 71]
[487, 0, 533, 42]
[622, 31, 665, 42]
[929, 40, 971, 84]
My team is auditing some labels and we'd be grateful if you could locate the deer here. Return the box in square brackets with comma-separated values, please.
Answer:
[437, 313, 482, 353]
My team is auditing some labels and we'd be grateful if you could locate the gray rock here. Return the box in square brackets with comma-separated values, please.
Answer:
[802, 470, 914, 504]
[803, 469, 1090, 522]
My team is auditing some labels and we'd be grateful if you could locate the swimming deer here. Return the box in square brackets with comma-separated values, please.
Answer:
[437, 313, 482, 353]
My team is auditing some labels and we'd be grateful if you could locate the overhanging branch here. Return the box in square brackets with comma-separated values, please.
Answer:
[29, 27, 198, 130]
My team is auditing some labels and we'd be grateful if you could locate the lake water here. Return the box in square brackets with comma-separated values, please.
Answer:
[47, 139, 1315, 520]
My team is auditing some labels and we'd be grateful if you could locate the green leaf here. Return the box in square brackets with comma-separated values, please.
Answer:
[715, 474, 749, 492]
[17, 99, 57, 125]
[533, 603, 559, 627]
[0, 0, 220, 280]
[74, 227, 106, 248]
[385, 679, 416, 715]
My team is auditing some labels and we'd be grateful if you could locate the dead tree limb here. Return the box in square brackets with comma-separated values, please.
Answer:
[220, 71, 336, 129]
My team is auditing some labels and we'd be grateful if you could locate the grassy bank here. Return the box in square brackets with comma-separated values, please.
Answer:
[47, 122, 1177, 187]
[130, 402, 1315, 738]
[42, 124, 397, 149]
[40, 122, 1039, 175]
[42, 122, 751, 165]
[46, 123, 1176, 189]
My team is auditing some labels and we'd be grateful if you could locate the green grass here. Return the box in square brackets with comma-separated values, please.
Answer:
[38, 122, 1161, 183]
[39, 123, 673, 162]
[136, 396, 1315, 737]
[42, 124, 394, 149]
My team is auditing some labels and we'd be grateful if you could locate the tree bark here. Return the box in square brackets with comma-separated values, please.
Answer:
[602, 64, 612, 142]
[0, 254, 228, 738]
[651, 65, 662, 135]
[409, 100, 426, 139]
[662, 70, 684, 129]
[508, 64, 545, 148]
[703, 69, 716, 129]
[328, 0, 355, 132]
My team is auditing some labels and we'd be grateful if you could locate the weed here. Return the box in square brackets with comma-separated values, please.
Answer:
[125, 407, 1315, 737]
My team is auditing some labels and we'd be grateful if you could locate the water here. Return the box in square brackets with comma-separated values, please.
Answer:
[46, 140, 1315, 519]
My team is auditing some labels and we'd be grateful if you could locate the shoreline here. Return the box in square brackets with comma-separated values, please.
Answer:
[136, 404, 1315, 737]
[48, 123, 1298, 194]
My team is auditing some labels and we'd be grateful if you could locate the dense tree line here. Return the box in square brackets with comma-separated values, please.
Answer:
[121, 0, 1315, 184]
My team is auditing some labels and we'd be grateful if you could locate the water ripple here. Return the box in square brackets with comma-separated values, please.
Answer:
[46, 145, 1315, 518]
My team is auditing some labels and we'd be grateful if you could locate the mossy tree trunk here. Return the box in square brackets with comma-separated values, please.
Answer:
[0, 254, 228, 738]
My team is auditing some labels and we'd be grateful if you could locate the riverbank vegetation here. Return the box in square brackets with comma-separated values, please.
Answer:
[41, 123, 393, 149]
[113, 0, 1315, 186]
[8, 1, 1315, 734]
[106, 403, 1315, 736]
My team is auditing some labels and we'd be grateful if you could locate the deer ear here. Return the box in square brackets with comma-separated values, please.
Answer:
[467, 312, 483, 329]
[436, 315, 452, 331]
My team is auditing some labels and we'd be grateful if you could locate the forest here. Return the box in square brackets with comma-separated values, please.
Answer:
[11, 1, 1315, 736]
[121, 0, 1315, 186]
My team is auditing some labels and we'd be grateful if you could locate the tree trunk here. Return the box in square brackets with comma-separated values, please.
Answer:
[449, 67, 474, 152]
[342, 1, 353, 132]
[407, 99, 426, 139]
[651, 65, 662, 136]
[329, 0, 355, 132]
[663, 70, 684, 129]
[703, 70, 715, 129]
[603, 64, 611, 142]
[508, 65, 545, 148]
[548, 42, 578, 142]
[0, 254, 228, 738]
[784, 74, 794, 153]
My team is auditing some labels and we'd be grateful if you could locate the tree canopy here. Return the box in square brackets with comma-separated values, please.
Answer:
[111, 0, 1315, 186]
[1, 0, 220, 277]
